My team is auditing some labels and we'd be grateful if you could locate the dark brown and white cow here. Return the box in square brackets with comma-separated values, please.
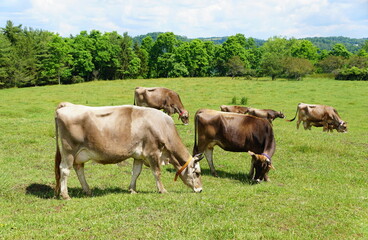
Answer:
[54, 102, 202, 200]
[134, 87, 189, 125]
[193, 109, 275, 182]
[220, 105, 250, 114]
[247, 108, 285, 123]
[287, 103, 347, 132]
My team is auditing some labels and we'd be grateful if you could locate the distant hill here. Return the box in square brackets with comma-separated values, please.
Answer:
[302, 36, 368, 53]
[133, 32, 190, 43]
[133, 33, 367, 52]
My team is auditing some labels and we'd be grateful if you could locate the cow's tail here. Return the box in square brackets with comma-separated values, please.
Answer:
[192, 111, 199, 155]
[286, 103, 300, 122]
[266, 123, 276, 158]
[133, 89, 136, 105]
[54, 117, 61, 198]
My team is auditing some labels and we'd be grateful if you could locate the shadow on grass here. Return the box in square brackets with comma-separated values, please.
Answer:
[25, 183, 137, 199]
[166, 168, 255, 185]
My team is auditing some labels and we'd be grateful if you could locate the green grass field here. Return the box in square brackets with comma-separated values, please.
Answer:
[0, 77, 367, 239]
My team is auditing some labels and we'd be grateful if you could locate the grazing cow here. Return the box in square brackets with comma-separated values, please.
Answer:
[247, 108, 285, 123]
[220, 105, 250, 114]
[134, 87, 189, 125]
[287, 103, 347, 132]
[193, 109, 275, 182]
[54, 102, 202, 200]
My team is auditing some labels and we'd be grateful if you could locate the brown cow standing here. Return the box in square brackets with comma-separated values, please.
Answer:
[220, 105, 250, 114]
[287, 103, 347, 132]
[55, 102, 202, 200]
[247, 108, 285, 123]
[220, 105, 284, 123]
[134, 87, 189, 125]
[193, 109, 275, 182]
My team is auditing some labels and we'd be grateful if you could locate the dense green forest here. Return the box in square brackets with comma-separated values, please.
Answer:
[0, 20, 367, 88]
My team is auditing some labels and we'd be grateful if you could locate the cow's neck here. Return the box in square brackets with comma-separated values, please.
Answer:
[174, 106, 184, 115]
[171, 150, 192, 170]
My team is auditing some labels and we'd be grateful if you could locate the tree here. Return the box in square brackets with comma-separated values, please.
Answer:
[37, 34, 72, 85]
[134, 42, 149, 78]
[282, 57, 314, 80]
[260, 37, 292, 80]
[317, 55, 346, 73]
[222, 34, 248, 65]
[150, 32, 179, 77]
[187, 39, 209, 77]
[117, 32, 143, 79]
[291, 39, 319, 61]
[1, 20, 22, 44]
[226, 56, 245, 78]
[330, 43, 351, 58]
[89, 30, 121, 80]
[70, 31, 95, 81]
[168, 62, 189, 77]
[347, 55, 368, 69]
[0, 34, 13, 88]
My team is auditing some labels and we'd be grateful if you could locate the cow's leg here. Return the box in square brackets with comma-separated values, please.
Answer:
[248, 158, 255, 180]
[204, 148, 217, 177]
[296, 119, 301, 129]
[73, 163, 91, 196]
[263, 174, 271, 182]
[303, 121, 310, 130]
[59, 153, 74, 200]
[148, 155, 167, 193]
[129, 159, 143, 194]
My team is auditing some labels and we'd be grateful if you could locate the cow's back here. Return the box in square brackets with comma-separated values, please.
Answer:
[134, 87, 169, 109]
[56, 105, 178, 162]
[196, 109, 273, 153]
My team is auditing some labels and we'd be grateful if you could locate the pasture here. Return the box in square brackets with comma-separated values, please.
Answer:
[0, 77, 367, 239]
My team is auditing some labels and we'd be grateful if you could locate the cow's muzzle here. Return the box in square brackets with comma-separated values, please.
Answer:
[193, 187, 202, 193]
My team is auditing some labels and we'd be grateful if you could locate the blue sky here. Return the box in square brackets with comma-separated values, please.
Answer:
[1, 0, 367, 39]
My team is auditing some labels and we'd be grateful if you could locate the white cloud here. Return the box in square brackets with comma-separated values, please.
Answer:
[0, 0, 366, 39]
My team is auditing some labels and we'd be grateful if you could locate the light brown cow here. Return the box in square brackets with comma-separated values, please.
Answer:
[54, 102, 202, 200]
[134, 87, 189, 125]
[247, 108, 285, 123]
[193, 109, 275, 182]
[287, 103, 347, 132]
[220, 105, 250, 114]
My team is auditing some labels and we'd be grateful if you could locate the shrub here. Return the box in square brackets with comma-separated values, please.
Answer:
[335, 67, 368, 81]
[231, 96, 237, 104]
[240, 97, 248, 105]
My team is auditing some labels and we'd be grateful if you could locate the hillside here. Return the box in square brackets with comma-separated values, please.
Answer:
[133, 33, 367, 52]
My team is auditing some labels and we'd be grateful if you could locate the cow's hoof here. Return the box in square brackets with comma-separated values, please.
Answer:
[61, 195, 71, 200]
[252, 179, 262, 184]
[129, 189, 138, 194]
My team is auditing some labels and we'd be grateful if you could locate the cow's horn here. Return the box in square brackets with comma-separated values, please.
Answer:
[194, 153, 204, 162]
[269, 163, 276, 170]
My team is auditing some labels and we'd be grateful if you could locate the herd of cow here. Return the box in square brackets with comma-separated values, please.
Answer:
[54, 87, 348, 200]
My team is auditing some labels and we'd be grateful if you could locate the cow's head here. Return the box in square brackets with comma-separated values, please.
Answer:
[179, 110, 189, 125]
[278, 111, 285, 119]
[248, 151, 274, 182]
[175, 153, 203, 193]
[337, 121, 348, 133]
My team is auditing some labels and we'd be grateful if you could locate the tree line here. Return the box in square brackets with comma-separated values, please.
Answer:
[1, 20, 367, 89]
